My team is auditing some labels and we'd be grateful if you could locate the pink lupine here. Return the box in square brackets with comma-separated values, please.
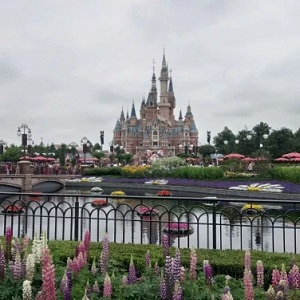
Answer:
[244, 250, 251, 270]
[288, 263, 300, 289]
[189, 248, 197, 281]
[103, 273, 112, 298]
[83, 230, 91, 253]
[100, 233, 110, 276]
[272, 267, 281, 288]
[256, 260, 264, 288]
[93, 281, 100, 294]
[243, 268, 254, 300]
[41, 247, 56, 300]
[280, 263, 288, 281]
[5, 226, 12, 261]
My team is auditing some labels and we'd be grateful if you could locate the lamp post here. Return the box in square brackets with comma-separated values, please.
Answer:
[100, 131, 104, 150]
[224, 139, 239, 153]
[17, 124, 32, 155]
[81, 136, 90, 164]
[246, 133, 269, 149]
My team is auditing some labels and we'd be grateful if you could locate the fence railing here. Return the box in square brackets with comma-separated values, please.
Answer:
[1, 191, 300, 253]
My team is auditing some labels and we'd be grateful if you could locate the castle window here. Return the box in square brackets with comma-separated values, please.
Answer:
[152, 130, 158, 140]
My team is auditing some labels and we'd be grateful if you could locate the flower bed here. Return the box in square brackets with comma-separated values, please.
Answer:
[136, 206, 159, 217]
[157, 190, 172, 197]
[91, 199, 108, 207]
[163, 222, 194, 234]
[229, 183, 284, 193]
[2, 205, 24, 214]
[110, 190, 126, 196]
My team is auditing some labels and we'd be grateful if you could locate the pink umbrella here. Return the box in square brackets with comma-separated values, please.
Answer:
[290, 158, 300, 162]
[31, 156, 48, 162]
[241, 157, 255, 162]
[274, 157, 289, 162]
[19, 156, 32, 161]
[223, 153, 245, 160]
[282, 152, 300, 159]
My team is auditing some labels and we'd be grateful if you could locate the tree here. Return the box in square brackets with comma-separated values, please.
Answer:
[267, 128, 294, 158]
[198, 144, 216, 161]
[0, 145, 22, 162]
[213, 127, 236, 154]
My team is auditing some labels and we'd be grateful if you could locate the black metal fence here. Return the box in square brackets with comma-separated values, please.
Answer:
[0, 191, 300, 253]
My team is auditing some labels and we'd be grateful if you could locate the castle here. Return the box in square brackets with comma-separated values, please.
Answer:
[113, 51, 199, 162]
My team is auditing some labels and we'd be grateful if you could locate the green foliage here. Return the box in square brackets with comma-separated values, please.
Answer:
[84, 166, 122, 176]
[0, 145, 22, 162]
[268, 166, 300, 184]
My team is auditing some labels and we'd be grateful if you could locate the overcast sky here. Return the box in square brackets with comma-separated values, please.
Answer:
[1, 1, 300, 149]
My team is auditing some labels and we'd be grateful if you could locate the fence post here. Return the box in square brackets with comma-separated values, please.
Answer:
[74, 198, 79, 241]
[212, 201, 217, 249]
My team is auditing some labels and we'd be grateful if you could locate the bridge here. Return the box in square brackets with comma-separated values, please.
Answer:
[0, 174, 79, 193]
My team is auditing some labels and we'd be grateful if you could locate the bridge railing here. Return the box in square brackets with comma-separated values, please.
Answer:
[0, 191, 300, 253]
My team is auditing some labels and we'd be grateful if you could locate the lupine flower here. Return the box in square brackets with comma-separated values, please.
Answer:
[83, 230, 91, 254]
[272, 267, 281, 288]
[122, 275, 128, 285]
[5, 226, 12, 261]
[82, 288, 89, 300]
[244, 250, 251, 270]
[93, 281, 100, 294]
[85, 279, 92, 299]
[22, 280, 32, 300]
[222, 288, 233, 300]
[164, 255, 173, 288]
[60, 270, 71, 300]
[243, 268, 254, 300]
[173, 248, 181, 282]
[41, 247, 56, 300]
[91, 256, 97, 274]
[11, 249, 23, 280]
[159, 273, 167, 300]
[280, 264, 288, 282]
[32, 233, 47, 264]
[256, 260, 264, 288]
[145, 250, 151, 268]
[0, 247, 6, 279]
[266, 285, 276, 300]
[35, 291, 45, 300]
[26, 253, 36, 281]
[172, 280, 183, 300]
[100, 233, 110, 276]
[276, 279, 288, 299]
[162, 234, 169, 257]
[189, 248, 197, 281]
[127, 254, 137, 284]
[103, 273, 112, 298]
[154, 261, 160, 276]
[203, 260, 213, 287]
[288, 263, 300, 289]
[180, 266, 186, 283]
[275, 290, 284, 300]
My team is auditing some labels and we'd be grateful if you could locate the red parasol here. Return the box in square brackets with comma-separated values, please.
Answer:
[241, 157, 255, 162]
[19, 156, 32, 161]
[31, 156, 48, 162]
[290, 157, 300, 162]
[223, 153, 245, 159]
[282, 152, 300, 159]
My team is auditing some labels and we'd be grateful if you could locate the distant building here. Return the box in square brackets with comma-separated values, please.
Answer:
[113, 51, 199, 162]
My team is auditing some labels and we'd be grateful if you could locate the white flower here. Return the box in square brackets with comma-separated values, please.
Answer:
[22, 280, 32, 300]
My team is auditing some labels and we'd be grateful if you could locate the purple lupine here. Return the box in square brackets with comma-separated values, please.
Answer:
[172, 280, 183, 300]
[159, 274, 167, 300]
[41, 247, 56, 300]
[11, 250, 23, 280]
[0, 247, 6, 279]
[256, 260, 264, 288]
[103, 273, 112, 298]
[60, 270, 71, 300]
[189, 248, 197, 281]
[145, 250, 151, 268]
[93, 281, 100, 294]
[127, 255, 137, 284]
[162, 234, 169, 258]
[203, 260, 213, 287]
[66, 267, 72, 293]
[100, 233, 110, 276]
[243, 268, 254, 300]
[5, 226, 12, 261]
[288, 263, 300, 289]
[164, 255, 173, 289]
[272, 267, 281, 288]
[244, 250, 251, 270]
[173, 248, 181, 282]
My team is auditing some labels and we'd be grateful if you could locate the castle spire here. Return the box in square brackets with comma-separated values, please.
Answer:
[120, 107, 125, 121]
[130, 101, 137, 118]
